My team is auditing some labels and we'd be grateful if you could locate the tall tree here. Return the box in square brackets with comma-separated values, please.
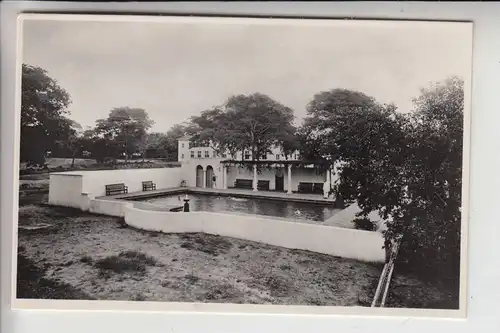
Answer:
[20, 64, 72, 164]
[389, 77, 464, 289]
[94, 107, 154, 162]
[277, 123, 300, 160]
[299, 89, 384, 162]
[300, 88, 407, 212]
[302, 80, 465, 291]
[188, 93, 295, 161]
[144, 132, 170, 158]
[144, 124, 187, 160]
[165, 124, 188, 159]
[52, 119, 85, 167]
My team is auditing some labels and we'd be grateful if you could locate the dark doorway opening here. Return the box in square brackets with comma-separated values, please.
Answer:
[275, 175, 284, 192]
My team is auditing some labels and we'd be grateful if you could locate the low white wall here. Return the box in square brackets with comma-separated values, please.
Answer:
[123, 205, 385, 262]
[48, 174, 83, 208]
[89, 199, 129, 217]
[81, 167, 182, 197]
[132, 201, 182, 212]
[48, 167, 183, 209]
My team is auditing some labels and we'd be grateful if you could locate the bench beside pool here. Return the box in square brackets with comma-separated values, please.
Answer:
[233, 179, 270, 190]
[234, 179, 253, 189]
[298, 182, 324, 194]
[142, 180, 157, 191]
[105, 183, 128, 196]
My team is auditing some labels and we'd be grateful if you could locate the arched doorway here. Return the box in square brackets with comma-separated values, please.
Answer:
[195, 165, 203, 187]
[206, 165, 214, 188]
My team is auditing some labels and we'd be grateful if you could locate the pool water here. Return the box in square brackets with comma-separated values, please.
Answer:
[143, 193, 340, 222]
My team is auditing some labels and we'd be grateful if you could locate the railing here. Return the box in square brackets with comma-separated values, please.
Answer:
[371, 239, 401, 308]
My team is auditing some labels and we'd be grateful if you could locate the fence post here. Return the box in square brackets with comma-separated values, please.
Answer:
[384, 239, 391, 263]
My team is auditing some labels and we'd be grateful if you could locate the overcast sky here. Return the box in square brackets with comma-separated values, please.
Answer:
[22, 16, 472, 132]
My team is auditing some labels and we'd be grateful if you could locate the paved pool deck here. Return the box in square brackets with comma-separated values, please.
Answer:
[99, 186, 337, 205]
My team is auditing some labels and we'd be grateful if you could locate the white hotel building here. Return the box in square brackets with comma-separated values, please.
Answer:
[177, 136, 338, 195]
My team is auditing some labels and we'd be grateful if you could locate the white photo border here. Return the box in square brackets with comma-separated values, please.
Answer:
[1, 2, 497, 333]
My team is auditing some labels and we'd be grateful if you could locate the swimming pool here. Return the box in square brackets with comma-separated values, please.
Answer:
[142, 193, 341, 222]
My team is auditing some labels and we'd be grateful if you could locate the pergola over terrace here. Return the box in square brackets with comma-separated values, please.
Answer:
[219, 159, 336, 193]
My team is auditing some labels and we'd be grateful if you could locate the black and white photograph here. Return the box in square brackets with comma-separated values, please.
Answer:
[14, 14, 472, 315]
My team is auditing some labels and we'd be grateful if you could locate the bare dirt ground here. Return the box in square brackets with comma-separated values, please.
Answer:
[17, 204, 383, 306]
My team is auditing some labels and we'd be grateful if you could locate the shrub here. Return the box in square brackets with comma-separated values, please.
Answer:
[131, 293, 147, 301]
[94, 255, 147, 274]
[116, 217, 128, 229]
[80, 255, 93, 264]
[352, 217, 376, 231]
[178, 233, 233, 256]
[119, 250, 159, 266]
[204, 283, 238, 301]
[94, 250, 160, 276]
[265, 276, 290, 297]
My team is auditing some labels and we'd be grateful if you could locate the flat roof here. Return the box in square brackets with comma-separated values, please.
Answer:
[220, 159, 334, 166]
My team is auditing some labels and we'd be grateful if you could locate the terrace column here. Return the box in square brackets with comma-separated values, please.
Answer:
[223, 165, 228, 190]
[253, 163, 258, 191]
[202, 166, 206, 188]
[287, 164, 292, 194]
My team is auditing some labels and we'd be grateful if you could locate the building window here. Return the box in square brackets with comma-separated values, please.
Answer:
[244, 152, 251, 160]
[222, 153, 227, 159]
[181, 143, 184, 148]
[197, 151, 201, 158]
[181, 153, 184, 159]
[261, 154, 267, 160]
[205, 150, 210, 158]
[213, 151, 217, 158]
[276, 154, 280, 160]
[190, 151, 194, 158]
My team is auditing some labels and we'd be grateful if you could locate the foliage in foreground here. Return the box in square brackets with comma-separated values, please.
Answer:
[352, 218, 376, 232]
[300, 78, 464, 289]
